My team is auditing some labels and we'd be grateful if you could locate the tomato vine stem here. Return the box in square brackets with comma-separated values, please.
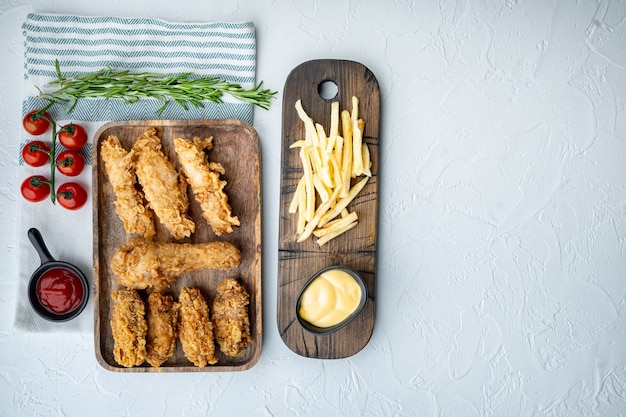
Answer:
[38, 113, 58, 204]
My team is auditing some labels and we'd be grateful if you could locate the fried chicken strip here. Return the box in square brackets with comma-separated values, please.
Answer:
[145, 292, 179, 367]
[173, 137, 240, 236]
[100, 135, 155, 238]
[110, 237, 242, 292]
[211, 277, 251, 356]
[132, 128, 195, 239]
[178, 287, 218, 366]
[110, 289, 147, 368]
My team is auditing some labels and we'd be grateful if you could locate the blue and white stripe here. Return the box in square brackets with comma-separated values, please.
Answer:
[22, 13, 257, 123]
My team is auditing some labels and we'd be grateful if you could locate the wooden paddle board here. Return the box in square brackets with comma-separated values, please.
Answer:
[277, 59, 380, 359]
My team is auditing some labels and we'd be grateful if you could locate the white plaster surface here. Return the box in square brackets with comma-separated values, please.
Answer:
[1, 0, 626, 416]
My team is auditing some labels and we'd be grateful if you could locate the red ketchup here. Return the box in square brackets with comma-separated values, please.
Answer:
[36, 268, 84, 314]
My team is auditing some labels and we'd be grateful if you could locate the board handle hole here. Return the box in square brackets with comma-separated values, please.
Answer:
[318, 80, 338, 100]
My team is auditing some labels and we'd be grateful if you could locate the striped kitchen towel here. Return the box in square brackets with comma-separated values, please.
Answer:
[22, 13, 257, 123]
[15, 13, 257, 333]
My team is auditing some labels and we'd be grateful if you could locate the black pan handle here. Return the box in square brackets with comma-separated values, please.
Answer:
[27, 228, 56, 265]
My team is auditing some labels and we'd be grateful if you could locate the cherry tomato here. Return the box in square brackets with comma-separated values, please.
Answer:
[21, 175, 51, 202]
[22, 141, 51, 167]
[22, 110, 52, 135]
[55, 150, 85, 177]
[58, 124, 88, 150]
[56, 182, 88, 210]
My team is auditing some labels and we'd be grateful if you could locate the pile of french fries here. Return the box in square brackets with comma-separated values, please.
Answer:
[289, 96, 372, 246]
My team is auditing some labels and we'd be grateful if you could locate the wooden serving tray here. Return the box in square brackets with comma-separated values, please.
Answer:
[277, 59, 380, 359]
[92, 119, 262, 372]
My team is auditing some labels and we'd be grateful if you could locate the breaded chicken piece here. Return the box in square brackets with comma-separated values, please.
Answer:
[110, 237, 241, 292]
[110, 289, 147, 368]
[145, 292, 179, 367]
[178, 287, 218, 366]
[211, 277, 251, 357]
[100, 135, 156, 238]
[173, 137, 240, 236]
[132, 128, 195, 239]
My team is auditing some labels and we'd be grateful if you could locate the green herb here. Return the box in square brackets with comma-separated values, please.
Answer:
[37, 60, 277, 115]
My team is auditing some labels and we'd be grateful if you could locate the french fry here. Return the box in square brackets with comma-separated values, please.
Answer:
[299, 146, 315, 222]
[361, 142, 372, 177]
[289, 139, 305, 149]
[340, 110, 353, 198]
[334, 135, 343, 174]
[313, 173, 330, 203]
[328, 153, 342, 199]
[315, 123, 328, 160]
[295, 100, 316, 136]
[308, 140, 324, 182]
[316, 221, 358, 246]
[313, 211, 358, 238]
[351, 96, 364, 177]
[325, 101, 340, 156]
[288, 176, 307, 235]
[289, 177, 304, 214]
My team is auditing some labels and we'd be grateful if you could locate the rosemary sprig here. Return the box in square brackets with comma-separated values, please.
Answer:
[37, 60, 277, 115]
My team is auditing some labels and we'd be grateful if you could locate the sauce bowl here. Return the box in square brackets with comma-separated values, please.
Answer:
[27, 228, 89, 322]
[295, 265, 367, 336]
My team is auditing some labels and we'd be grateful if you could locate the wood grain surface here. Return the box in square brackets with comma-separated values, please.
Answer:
[92, 119, 262, 372]
[277, 59, 380, 359]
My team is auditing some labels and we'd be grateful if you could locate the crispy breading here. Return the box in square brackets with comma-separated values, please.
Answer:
[211, 277, 251, 357]
[100, 135, 156, 238]
[110, 237, 241, 292]
[145, 292, 179, 367]
[110, 289, 147, 368]
[178, 287, 218, 367]
[173, 137, 240, 236]
[132, 128, 195, 239]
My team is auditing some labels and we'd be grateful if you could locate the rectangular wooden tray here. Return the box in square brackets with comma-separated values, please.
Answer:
[92, 119, 262, 372]
[277, 59, 380, 359]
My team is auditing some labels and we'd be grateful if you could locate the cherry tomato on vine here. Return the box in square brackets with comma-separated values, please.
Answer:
[56, 182, 88, 210]
[55, 150, 85, 177]
[21, 175, 51, 202]
[58, 124, 88, 150]
[22, 110, 52, 135]
[21, 141, 51, 167]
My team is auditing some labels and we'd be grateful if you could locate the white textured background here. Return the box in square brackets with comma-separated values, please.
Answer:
[1, 1, 625, 416]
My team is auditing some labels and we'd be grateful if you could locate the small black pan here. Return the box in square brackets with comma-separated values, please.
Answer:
[27, 227, 89, 322]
